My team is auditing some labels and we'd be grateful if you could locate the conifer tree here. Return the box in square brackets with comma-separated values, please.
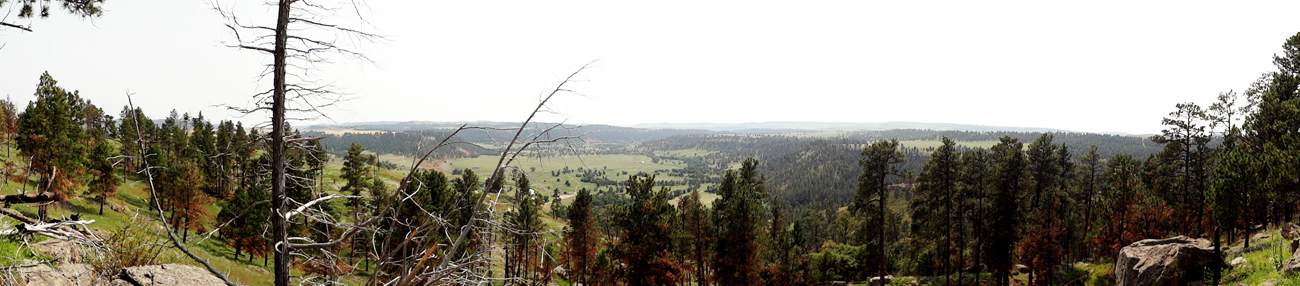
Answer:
[505, 171, 542, 282]
[619, 174, 681, 285]
[87, 140, 118, 215]
[988, 136, 1025, 286]
[713, 158, 767, 285]
[566, 188, 597, 286]
[677, 189, 713, 286]
[16, 72, 89, 200]
[855, 140, 905, 283]
[340, 143, 369, 210]
[910, 137, 958, 280]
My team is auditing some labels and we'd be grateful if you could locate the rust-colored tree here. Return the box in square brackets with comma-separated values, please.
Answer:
[565, 188, 597, 285]
[678, 189, 713, 286]
[618, 174, 683, 286]
[161, 161, 213, 243]
[713, 158, 767, 285]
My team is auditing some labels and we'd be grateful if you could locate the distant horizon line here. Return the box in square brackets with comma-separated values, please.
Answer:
[301, 120, 1154, 137]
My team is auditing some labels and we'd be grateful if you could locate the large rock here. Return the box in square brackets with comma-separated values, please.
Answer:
[32, 239, 82, 263]
[118, 264, 225, 286]
[1115, 235, 1220, 286]
[16, 263, 101, 286]
[1283, 248, 1300, 275]
[869, 275, 893, 285]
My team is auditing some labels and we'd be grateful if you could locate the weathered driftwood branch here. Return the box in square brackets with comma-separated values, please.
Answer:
[0, 220, 96, 239]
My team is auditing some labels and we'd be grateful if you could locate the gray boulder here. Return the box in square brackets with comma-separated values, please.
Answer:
[1283, 248, 1300, 275]
[32, 239, 82, 263]
[1115, 235, 1219, 286]
[869, 275, 893, 286]
[118, 264, 225, 286]
[16, 263, 101, 286]
[1230, 256, 1248, 268]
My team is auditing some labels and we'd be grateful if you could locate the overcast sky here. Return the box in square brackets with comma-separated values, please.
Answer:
[2, 1, 1299, 135]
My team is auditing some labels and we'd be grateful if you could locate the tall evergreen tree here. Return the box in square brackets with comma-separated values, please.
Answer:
[677, 189, 713, 286]
[713, 158, 767, 285]
[566, 188, 597, 286]
[87, 140, 118, 215]
[1151, 102, 1213, 236]
[1018, 134, 1072, 286]
[988, 136, 1025, 286]
[340, 143, 370, 210]
[957, 147, 993, 280]
[618, 174, 681, 285]
[854, 139, 907, 284]
[505, 171, 542, 282]
[909, 137, 958, 280]
[16, 72, 89, 200]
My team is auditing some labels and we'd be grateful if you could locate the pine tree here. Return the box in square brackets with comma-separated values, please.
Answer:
[958, 147, 993, 282]
[162, 160, 213, 242]
[677, 189, 713, 286]
[988, 136, 1025, 286]
[1018, 134, 1070, 286]
[909, 137, 958, 280]
[618, 174, 681, 285]
[16, 72, 90, 200]
[566, 188, 597, 286]
[87, 140, 118, 215]
[340, 143, 369, 210]
[855, 140, 905, 283]
[713, 158, 767, 285]
[505, 171, 542, 282]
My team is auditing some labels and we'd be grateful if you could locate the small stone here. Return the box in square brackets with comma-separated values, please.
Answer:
[1230, 256, 1247, 267]
[1252, 233, 1272, 242]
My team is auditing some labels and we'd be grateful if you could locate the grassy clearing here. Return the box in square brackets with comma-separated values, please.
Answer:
[439, 153, 698, 204]
[1221, 230, 1300, 286]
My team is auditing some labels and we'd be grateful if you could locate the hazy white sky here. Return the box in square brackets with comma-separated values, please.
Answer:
[2, 1, 1298, 134]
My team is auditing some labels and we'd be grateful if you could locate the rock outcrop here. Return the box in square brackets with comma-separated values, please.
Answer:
[1283, 248, 1300, 275]
[16, 263, 101, 286]
[114, 264, 226, 286]
[32, 239, 82, 263]
[1115, 235, 1219, 286]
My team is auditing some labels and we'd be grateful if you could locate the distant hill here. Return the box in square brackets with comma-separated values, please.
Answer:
[632, 121, 1145, 136]
[303, 121, 719, 145]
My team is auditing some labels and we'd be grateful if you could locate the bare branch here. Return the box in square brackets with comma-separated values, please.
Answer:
[0, 21, 31, 32]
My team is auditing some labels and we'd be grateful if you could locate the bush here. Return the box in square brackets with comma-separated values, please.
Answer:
[89, 213, 171, 274]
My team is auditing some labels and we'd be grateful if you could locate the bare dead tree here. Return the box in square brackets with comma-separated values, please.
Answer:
[214, 0, 380, 284]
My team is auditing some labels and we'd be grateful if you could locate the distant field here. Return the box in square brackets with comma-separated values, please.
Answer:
[303, 127, 387, 135]
[438, 153, 700, 205]
[657, 148, 717, 157]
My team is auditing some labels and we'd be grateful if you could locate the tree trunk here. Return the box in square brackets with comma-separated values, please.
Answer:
[878, 175, 887, 284]
[271, 0, 292, 285]
[1213, 225, 1221, 286]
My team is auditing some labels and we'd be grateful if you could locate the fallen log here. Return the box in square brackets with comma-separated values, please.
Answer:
[0, 192, 61, 205]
